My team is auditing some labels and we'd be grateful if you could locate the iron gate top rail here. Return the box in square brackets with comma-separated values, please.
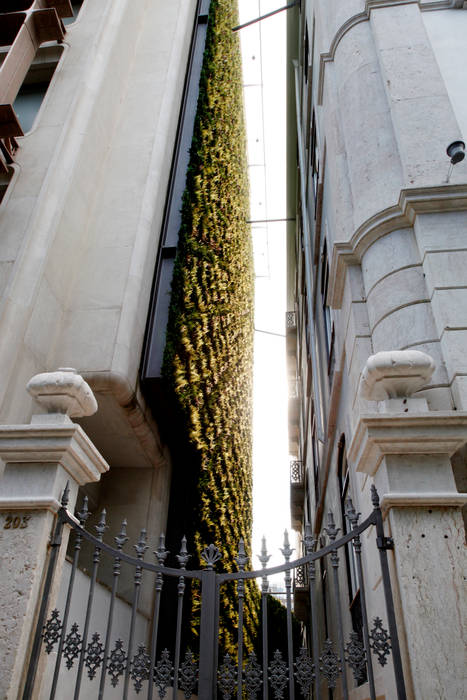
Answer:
[58, 505, 378, 581]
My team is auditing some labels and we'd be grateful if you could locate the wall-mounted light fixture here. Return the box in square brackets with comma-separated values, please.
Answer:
[445, 140, 465, 182]
[447, 140, 466, 165]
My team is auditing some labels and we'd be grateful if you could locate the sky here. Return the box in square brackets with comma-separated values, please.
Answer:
[237, 0, 291, 572]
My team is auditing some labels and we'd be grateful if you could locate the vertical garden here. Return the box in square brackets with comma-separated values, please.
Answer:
[163, 0, 257, 653]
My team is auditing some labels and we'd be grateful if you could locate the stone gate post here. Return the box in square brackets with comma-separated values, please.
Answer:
[0, 369, 108, 700]
[349, 351, 467, 700]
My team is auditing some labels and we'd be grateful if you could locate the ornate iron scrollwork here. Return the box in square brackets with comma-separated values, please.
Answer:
[130, 644, 150, 693]
[244, 651, 262, 698]
[107, 638, 127, 688]
[218, 653, 237, 699]
[63, 622, 82, 669]
[154, 649, 173, 698]
[84, 632, 104, 680]
[294, 647, 314, 697]
[268, 649, 288, 699]
[319, 639, 341, 689]
[345, 631, 367, 684]
[43, 609, 62, 653]
[179, 650, 197, 698]
[201, 543, 222, 570]
[369, 617, 391, 666]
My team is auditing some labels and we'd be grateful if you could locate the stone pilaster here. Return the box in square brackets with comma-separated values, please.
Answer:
[350, 351, 467, 700]
[0, 369, 108, 700]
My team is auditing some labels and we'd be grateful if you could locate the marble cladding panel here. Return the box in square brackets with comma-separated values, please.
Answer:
[451, 375, 467, 412]
[0, 510, 55, 698]
[414, 211, 467, 257]
[431, 288, 467, 335]
[371, 302, 438, 354]
[334, 22, 403, 229]
[402, 340, 449, 388]
[366, 265, 428, 331]
[441, 329, 467, 382]
[361, 229, 421, 295]
[389, 507, 467, 699]
[371, 4, 459, 187]
[423, 250, 467, 291]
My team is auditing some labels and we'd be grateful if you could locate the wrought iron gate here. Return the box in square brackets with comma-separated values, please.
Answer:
[24, 485, 407, 699]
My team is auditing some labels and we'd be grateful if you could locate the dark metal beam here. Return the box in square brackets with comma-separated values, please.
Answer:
[248, 217, 296, 224]
[232, 1, 299, 32]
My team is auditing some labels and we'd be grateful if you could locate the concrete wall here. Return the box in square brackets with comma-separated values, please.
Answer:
[0, 2, 196, 541]
[0, 0, 196, 456]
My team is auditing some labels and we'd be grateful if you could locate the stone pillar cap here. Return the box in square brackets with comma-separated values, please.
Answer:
[360, 350, 435, 401]
[27, 368, 98, 418]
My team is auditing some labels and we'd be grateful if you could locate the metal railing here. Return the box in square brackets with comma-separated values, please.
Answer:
[24, 485, 407, 699]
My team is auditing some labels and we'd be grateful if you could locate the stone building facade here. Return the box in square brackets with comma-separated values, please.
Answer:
[0, 1, 209, 696]
[287, 1, 467, 698]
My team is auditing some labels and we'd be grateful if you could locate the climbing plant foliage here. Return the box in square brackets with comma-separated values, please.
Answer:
[163, 0, 258, 654]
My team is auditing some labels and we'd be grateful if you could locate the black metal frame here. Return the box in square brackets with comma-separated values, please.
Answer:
[24, 485, 407, 699]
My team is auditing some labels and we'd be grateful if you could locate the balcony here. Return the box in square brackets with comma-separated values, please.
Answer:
[290, 459, 304, 530]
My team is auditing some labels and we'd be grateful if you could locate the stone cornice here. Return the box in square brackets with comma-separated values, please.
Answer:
[0, 422, 109, 485]
[348, 411, 467, 475]
[0, 496, 62, 513]
[380, 491, 467, 515]
[317, 0, 457, 106]
[329, 184, 467, 309]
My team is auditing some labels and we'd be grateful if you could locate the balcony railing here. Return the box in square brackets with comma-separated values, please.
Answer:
[290, 460, 305, 531]
[286, 310, 296, 329]
[290, 459, 304, 486]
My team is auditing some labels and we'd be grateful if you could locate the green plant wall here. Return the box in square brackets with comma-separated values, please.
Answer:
[163, 0, 258, 654]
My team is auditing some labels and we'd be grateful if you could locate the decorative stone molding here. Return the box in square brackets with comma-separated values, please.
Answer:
[27, 368, 98, 418]
[360, 350, 435, 401]
[348, 412, 467, 475]
[329, 184, 467, 308]
[380, 491, 467, 515]
[0, 423, 109, 496]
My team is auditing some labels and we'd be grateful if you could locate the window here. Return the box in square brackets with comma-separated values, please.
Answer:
[13, 45, 64, 133]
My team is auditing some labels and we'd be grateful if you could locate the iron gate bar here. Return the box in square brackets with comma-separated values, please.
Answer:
[22, 484, 70, 700]
[173, 536, 190, 700]
[51, 496, 90, 700]
[281, 531, 295, 700]
[148, 534, 169, 699]
[304, 524, 320, 696]
[325, 513, 349, 700]
[372, 487, 407, 700]
[258, 538, 270, 700]
[123, 528, 148, 699]
[235, 539, 248, 699]
[98, 518, 128, 700]
[346, 500, 377, 700]
[73, 509, 107, 700]
[198, 569, 218, 696]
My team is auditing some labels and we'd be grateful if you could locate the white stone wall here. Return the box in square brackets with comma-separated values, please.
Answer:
[0, 0, 196, 426]
[291, 2, 467, 698]
[423, 9, 467, 141]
